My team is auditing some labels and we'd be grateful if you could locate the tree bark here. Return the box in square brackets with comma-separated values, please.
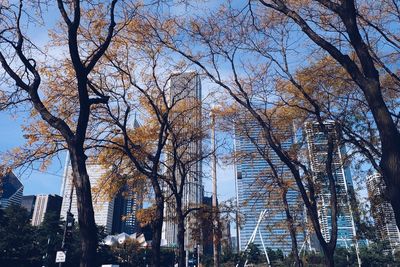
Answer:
[281, 189, 303, 267]
[360, 83, 400, 228]
[69, 149, 97, 267]
[380, 147, 400, 233]
[322, 248, 335, 267]
[151, 182, 164, 267]
[176, 198, 186, 267]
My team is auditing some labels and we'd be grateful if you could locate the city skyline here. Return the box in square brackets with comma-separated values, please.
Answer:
[0, 0, 398, 265]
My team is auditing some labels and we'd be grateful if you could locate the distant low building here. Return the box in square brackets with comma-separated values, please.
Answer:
[31, 194, 62, 226]
[0, 172, 23, 209]
[21, 195, 36, 218]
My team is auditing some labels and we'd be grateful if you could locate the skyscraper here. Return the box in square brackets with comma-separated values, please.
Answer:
[111, 117, 143, 235]
[234, 119, 305, 254]
[367, 173, 400, 252]
[60, 162, 115, 233]
[31, 194, 62, 226]
[112, 184, 142, 234]
[304, 121, 358, 249]
[0, 172, 23, 209]
[162, 71, 204, 248]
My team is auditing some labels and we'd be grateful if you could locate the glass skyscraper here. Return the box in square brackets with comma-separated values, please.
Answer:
[0, 172, 23, 209]
[60, 158, 142, 235]
[112, 184, 142, 234]
[234, 119, 305, 254]
[162, 71, 204, 249]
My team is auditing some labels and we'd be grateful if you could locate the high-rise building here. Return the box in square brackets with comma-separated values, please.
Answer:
[31, 194, 62, 226]
[0, 172, 23, 209]
[60, 162, 115, 233]
[112, 184, 142, 234]
[234, 119, 305, 254]
[21, 195, 36, 218]
[202, 194, 232, 257]
[111, 117, 143, 235]
[162, 71, 204, 249]
[304, 121, 358, 249]
[367, 173, 400, 252]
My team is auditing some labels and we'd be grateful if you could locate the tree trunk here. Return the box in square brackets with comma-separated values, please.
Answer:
[319, 241, 335, 267]
[69, 150, 98, 267]
[380, 147, 400, 229]
[324, 249, 335, 267]
[176, 199, 186, 267]
[177, 218, 185, 267]
[151, 187, 164, 267]
[361, 83, 400, 228]
[281, 189, 302, 267]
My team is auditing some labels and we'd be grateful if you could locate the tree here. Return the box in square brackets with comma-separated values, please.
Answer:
[86, 18, 208, 264]
[253, 0, 400, 230]
[246, 243, 265, 264]
[94, 71, 196, 266]
[36, 211, 64, 266]
[0, 1, 128, 266]
[0, 205, 39, 266]
[359, 241, 400, 267]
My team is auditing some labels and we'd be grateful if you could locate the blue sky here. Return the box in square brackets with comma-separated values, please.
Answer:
[0, 112, 64, 195]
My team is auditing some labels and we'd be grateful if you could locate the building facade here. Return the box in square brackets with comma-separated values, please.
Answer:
[21, 195, 36, 218]
[60, 162, 115, 233]
[0, 172, 23, 209]
[304, 121, 358, 249]
[234, 120, 305, 254]
[31, 194, 62, 226]
[162, 71, 204, 249]
[367, 173, 400, 252]
[112, 184, 142, 235]
[111, 117, 143, 235]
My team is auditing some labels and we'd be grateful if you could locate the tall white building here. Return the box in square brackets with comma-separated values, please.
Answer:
[367, 173, 400, 253]
[304, 121, 358, 249]
[162, 71, 204, 248]
[60, 161, 115, 233]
